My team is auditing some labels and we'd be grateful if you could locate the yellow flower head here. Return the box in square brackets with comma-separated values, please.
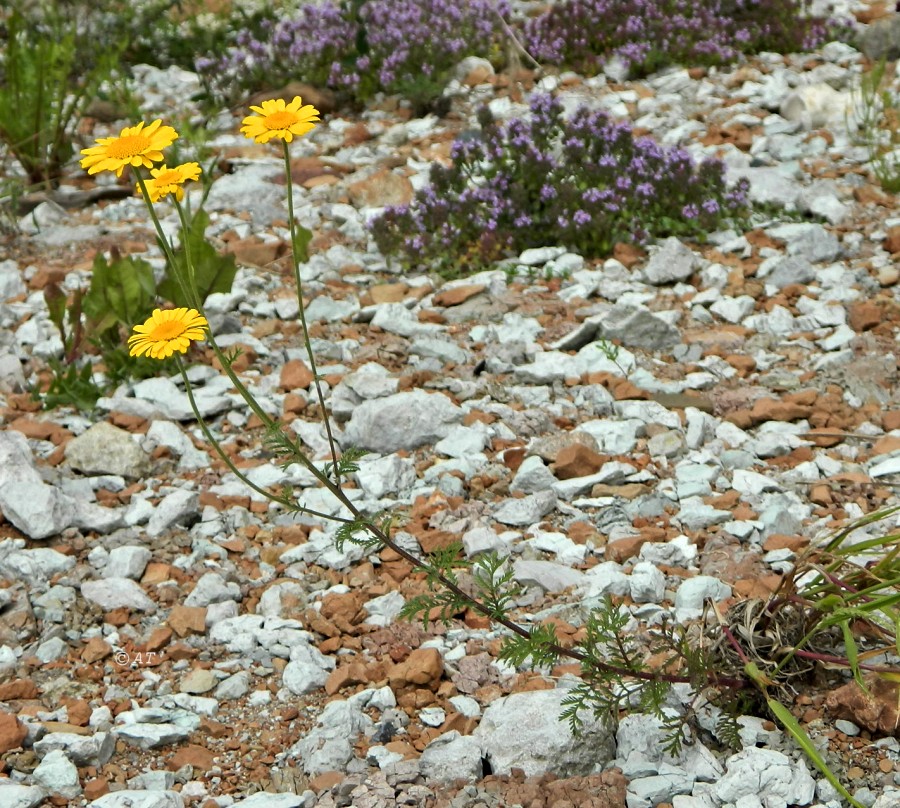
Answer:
[241, 96, 320, 144]
[128, 308, 208, 360]
[137, 162, 202, 203]
[80, 120, 179, 177]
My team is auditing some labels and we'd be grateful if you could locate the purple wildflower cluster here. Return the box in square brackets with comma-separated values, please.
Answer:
[523, 0, 830, 77]
[197, 0, 507, 107]
[370, 95, 750, 276]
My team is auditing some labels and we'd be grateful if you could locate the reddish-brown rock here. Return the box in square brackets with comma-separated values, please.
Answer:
[749, 397, 811, 424]
[167, 606, 207, 637]
[432, 284, 486, 307]
[826, 675, 900, 734]
[848, 301, 882, 332]
[83, 779, 110, 801]
[348, 168, 413, 208]
[0, 679, 38, 700]
[168, 744, 215, 771]
[81, 636, 112, 663]
[552, 444, 607, 479]
[0, 712, 26, 753]
[369, 283, 409, 304]
[280, 359, 314, 391]
[388, 648, 444, 690]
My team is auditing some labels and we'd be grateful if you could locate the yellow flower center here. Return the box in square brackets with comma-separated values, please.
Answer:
[150, 321, 185, 341]
[107, 134, 152, 159]
[264, 111, 299, 130]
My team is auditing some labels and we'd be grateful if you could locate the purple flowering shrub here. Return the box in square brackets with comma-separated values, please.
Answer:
[371, 95, 749, 276]
[523, 0, 830, 78]
[197, 0, 507, 108]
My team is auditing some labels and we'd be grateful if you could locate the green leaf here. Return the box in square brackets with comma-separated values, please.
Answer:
[158, 208, 237, 306]
[291, 222, 313, 265]
[766, 699, 865, 808]
[840, 622, 868, 694]
[83, 252, 156, 333]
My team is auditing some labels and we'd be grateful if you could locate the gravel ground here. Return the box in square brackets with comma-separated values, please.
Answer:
[4, 2, 900, 807]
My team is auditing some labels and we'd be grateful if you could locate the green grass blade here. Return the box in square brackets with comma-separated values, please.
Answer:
[766, 698, 864, 808]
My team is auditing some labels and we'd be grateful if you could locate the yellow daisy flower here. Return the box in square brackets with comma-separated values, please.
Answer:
[128, 308, 208, 360]
[241, 96, 320, 144]
[80, 120, 179, 177]
[137, 162, 202, 203]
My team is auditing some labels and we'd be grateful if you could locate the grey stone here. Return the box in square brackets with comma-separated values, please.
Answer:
[305, 295, 360, 323]
[643, 238, 700, 285]
[462, 527, 510, 557]
[88, 790, 185, 808]
[35, 637, 69, 663]
[207, 162, 284, 224]
[434, 425, 488, 458]
[616, 714, 723, 783]
[184, 572, 240, 607]
[861, 15, 900, 61]
[628, 769, 694, 806]
[231, 795, 308, 808]
[714, 747, 815, 805]
[81, 578, 156, 612]
[290, 698, 374, 776]
[474, 688, 615, 777]
[64, 422, 150, 478]
[370, 303, 443, 338]
[33, 749, 80, 798]
[594, 305, 681, 351]
[131, 377, 232, 421]
[0, 545, 75, 585]
[146, 489, 199, 537]
[363, 591, 405, 627]
[727, 166, 802, 208]
[581, 562, 630, 597]
[676, 500, 732, 531]
[34, 731, 115, 765]
[710, 295, 755, 324]
[493, 490, 556, 525]
[0, 481, 75, 540]
[769, 223, 841, 263]
[675, 577, 732, 620]
[419, 731, 483, 782]
[629, 562, 665, 604]
[72, 500, 125, 534]
[214, 671, 250, 701]
[579, 419, 641, 454]
[513, 350, 578, 384]
[0, 352, 27, 394]
[510, 455, 557, 494]
[258, 582, 307, 618]
[0, 259, 25, 301]
[145, 420, 209, 470]
[354, 454, 416, 499]
[513, 559, 583, 593]
[765, 256, 815, 289]
[518, 246, 567, 265]
[0, 784, 45, 808]
[410, 336, 468, 365]
[116, 723, 191, 749]
[343, 390, 463, 453]
[282, 642, 335, 695]
[797, 181, 850, 224]
[104, 545, 151, 580]
[647, 431, 685, 459]
[126, 771, 176, 791]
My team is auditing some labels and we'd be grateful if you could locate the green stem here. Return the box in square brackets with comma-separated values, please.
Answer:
[281, 140, 339, 475]
[175, 357, 353, 525]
